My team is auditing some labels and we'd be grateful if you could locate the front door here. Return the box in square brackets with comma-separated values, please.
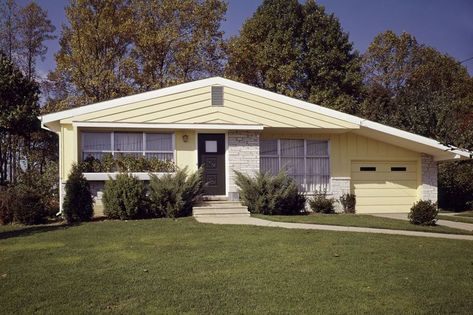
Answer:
[198, 134, 226, 195]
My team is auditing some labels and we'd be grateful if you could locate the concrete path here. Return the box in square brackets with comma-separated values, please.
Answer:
[371, 213, 473, 232]
[195, 215, 473, 241]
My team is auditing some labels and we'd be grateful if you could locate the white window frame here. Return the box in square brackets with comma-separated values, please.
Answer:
[260, 139, 331, 192]
[81, 131, 175, 161]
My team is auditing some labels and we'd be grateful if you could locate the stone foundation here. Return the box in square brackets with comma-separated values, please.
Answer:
[227, 131, 260, 200]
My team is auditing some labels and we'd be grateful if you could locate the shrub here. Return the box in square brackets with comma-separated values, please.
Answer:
[340, 193, 356, 214]
[308, 192, 335, 214]
[63, 164, 94, 224]
[234, 171, 306, 215]
[409, 200, 438, 225]
[11, 185, 47, 225]
[0, 187, 14, 224]
[438, 160, 473, 211]
[148, 167, 204, 218]
[79, 154, 175, 173]
[16, 161, 59, 217]
[102, 173, 147, 220]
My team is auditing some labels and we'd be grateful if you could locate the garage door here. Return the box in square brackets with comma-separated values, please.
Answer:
[351, 161, 418, 213]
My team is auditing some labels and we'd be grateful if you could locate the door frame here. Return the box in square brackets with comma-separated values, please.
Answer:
[196, 131, 229, 197]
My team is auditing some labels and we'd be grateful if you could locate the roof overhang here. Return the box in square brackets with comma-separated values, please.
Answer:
[38, 76, 472, 161]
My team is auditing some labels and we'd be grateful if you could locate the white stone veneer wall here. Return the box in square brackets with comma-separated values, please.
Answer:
[421, 153, 438, 203]
[330, 177, 351, 212]
[228, 130, 260, 201]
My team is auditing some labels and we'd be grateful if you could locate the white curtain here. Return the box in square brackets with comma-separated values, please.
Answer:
[114, 132, 143, 152]
[259, 139, 330, 192]
[82, 132, 111, 151]
[260, 139, 278, 175]
[146, 133, 173, 151]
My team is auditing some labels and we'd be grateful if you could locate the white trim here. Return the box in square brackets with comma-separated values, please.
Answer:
[39, 76, 471, 160]
[83, 172, 171, 181]
[73, 121, 264, 131]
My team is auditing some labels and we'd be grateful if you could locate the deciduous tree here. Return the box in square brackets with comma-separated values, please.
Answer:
[226, 0, 362, 113]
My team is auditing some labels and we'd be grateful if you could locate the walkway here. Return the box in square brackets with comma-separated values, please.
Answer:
[371, 213, 473, 232]
[195, 215, 473, 241]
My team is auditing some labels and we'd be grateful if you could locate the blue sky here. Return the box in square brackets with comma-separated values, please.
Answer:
[19, 0, 473, 77]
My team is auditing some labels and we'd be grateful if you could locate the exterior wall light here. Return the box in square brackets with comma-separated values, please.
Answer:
[182, 134, 189, 143]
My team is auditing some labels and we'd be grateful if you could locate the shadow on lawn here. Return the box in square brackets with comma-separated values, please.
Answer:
[0, 223, 71, 240]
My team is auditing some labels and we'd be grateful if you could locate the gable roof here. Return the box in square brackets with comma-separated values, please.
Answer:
[39, 76, 471, 161]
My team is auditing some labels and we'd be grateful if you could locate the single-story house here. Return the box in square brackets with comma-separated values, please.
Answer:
[39, 77, 471, 214]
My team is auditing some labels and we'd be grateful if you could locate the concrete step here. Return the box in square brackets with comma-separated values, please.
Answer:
[193, 201, 250, 217]
[193, 207, 248, 213]
[195, 202, 244, 208]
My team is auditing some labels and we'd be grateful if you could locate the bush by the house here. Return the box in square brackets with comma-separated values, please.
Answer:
[309, 192, 335, 214]
[438, 160, 473, 211]
[234, 171, 306, 215]
[408, 200, 438, 225]
[16, 162, 60, 217]
[340, 193, 356, 214]
[0, 187, 14, 224]
[148, 167, 204, 218]
[63, 164, 94, 224]
[11, 185, 47, 225]
[79, 154, 175, 173]
[103, 173, 147, 220]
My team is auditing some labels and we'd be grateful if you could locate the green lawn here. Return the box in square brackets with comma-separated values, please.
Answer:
[1, 218, 473, 314]
[253, 213, 473, 235]
[438, 215, 473, 224]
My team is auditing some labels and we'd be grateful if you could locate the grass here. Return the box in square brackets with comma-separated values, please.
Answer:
[1, 219, 473, 314]
[253, 213, 473, 235]
[438, 215, 473, 224]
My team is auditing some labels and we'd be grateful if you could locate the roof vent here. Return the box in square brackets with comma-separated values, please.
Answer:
[211, 86, 224, 106]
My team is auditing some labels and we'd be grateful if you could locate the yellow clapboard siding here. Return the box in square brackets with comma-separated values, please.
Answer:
[66, 87, 210, 123]
[351, 161, 418, 213]
[121, 101, 211, 123]
[224, 93, 351, 129]
[100, 94, 211, 123]
[172, 109, 260, 125]
[225, 87, 358, 129]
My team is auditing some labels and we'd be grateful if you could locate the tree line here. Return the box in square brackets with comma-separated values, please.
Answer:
[1, 0, 472, 210]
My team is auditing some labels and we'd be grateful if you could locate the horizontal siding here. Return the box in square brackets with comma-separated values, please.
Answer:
[64, 85, 361, 129]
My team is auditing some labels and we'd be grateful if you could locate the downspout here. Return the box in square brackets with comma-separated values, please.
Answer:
[40, 117, 63, 217]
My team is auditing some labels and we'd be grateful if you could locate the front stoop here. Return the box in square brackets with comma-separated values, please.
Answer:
[193, 200, 250, 218]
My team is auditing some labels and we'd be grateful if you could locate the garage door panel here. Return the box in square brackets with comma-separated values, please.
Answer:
[356, 196, 415, 205]
[351, 172, 417, 181]
[351, 161, 418, 214]
[354, 188, 417, 197]
[352, 181, 418, 190]
[352, 162, 416, 173]
[356, 205, 416, 213]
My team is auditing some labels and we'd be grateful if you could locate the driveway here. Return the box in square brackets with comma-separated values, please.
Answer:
[371, 213, 473, 232]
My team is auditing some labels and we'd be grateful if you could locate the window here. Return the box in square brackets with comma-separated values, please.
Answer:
[391, 167, 407, 172]
[260, 139, 330, 192]
[81, 131, 174, 161]
[360, 167, 376, 171]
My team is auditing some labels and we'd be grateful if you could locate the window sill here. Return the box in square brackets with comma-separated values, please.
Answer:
[83, 172, 173, 181]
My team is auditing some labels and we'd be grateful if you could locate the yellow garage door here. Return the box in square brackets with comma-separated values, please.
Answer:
[351, 161, 418, 213]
